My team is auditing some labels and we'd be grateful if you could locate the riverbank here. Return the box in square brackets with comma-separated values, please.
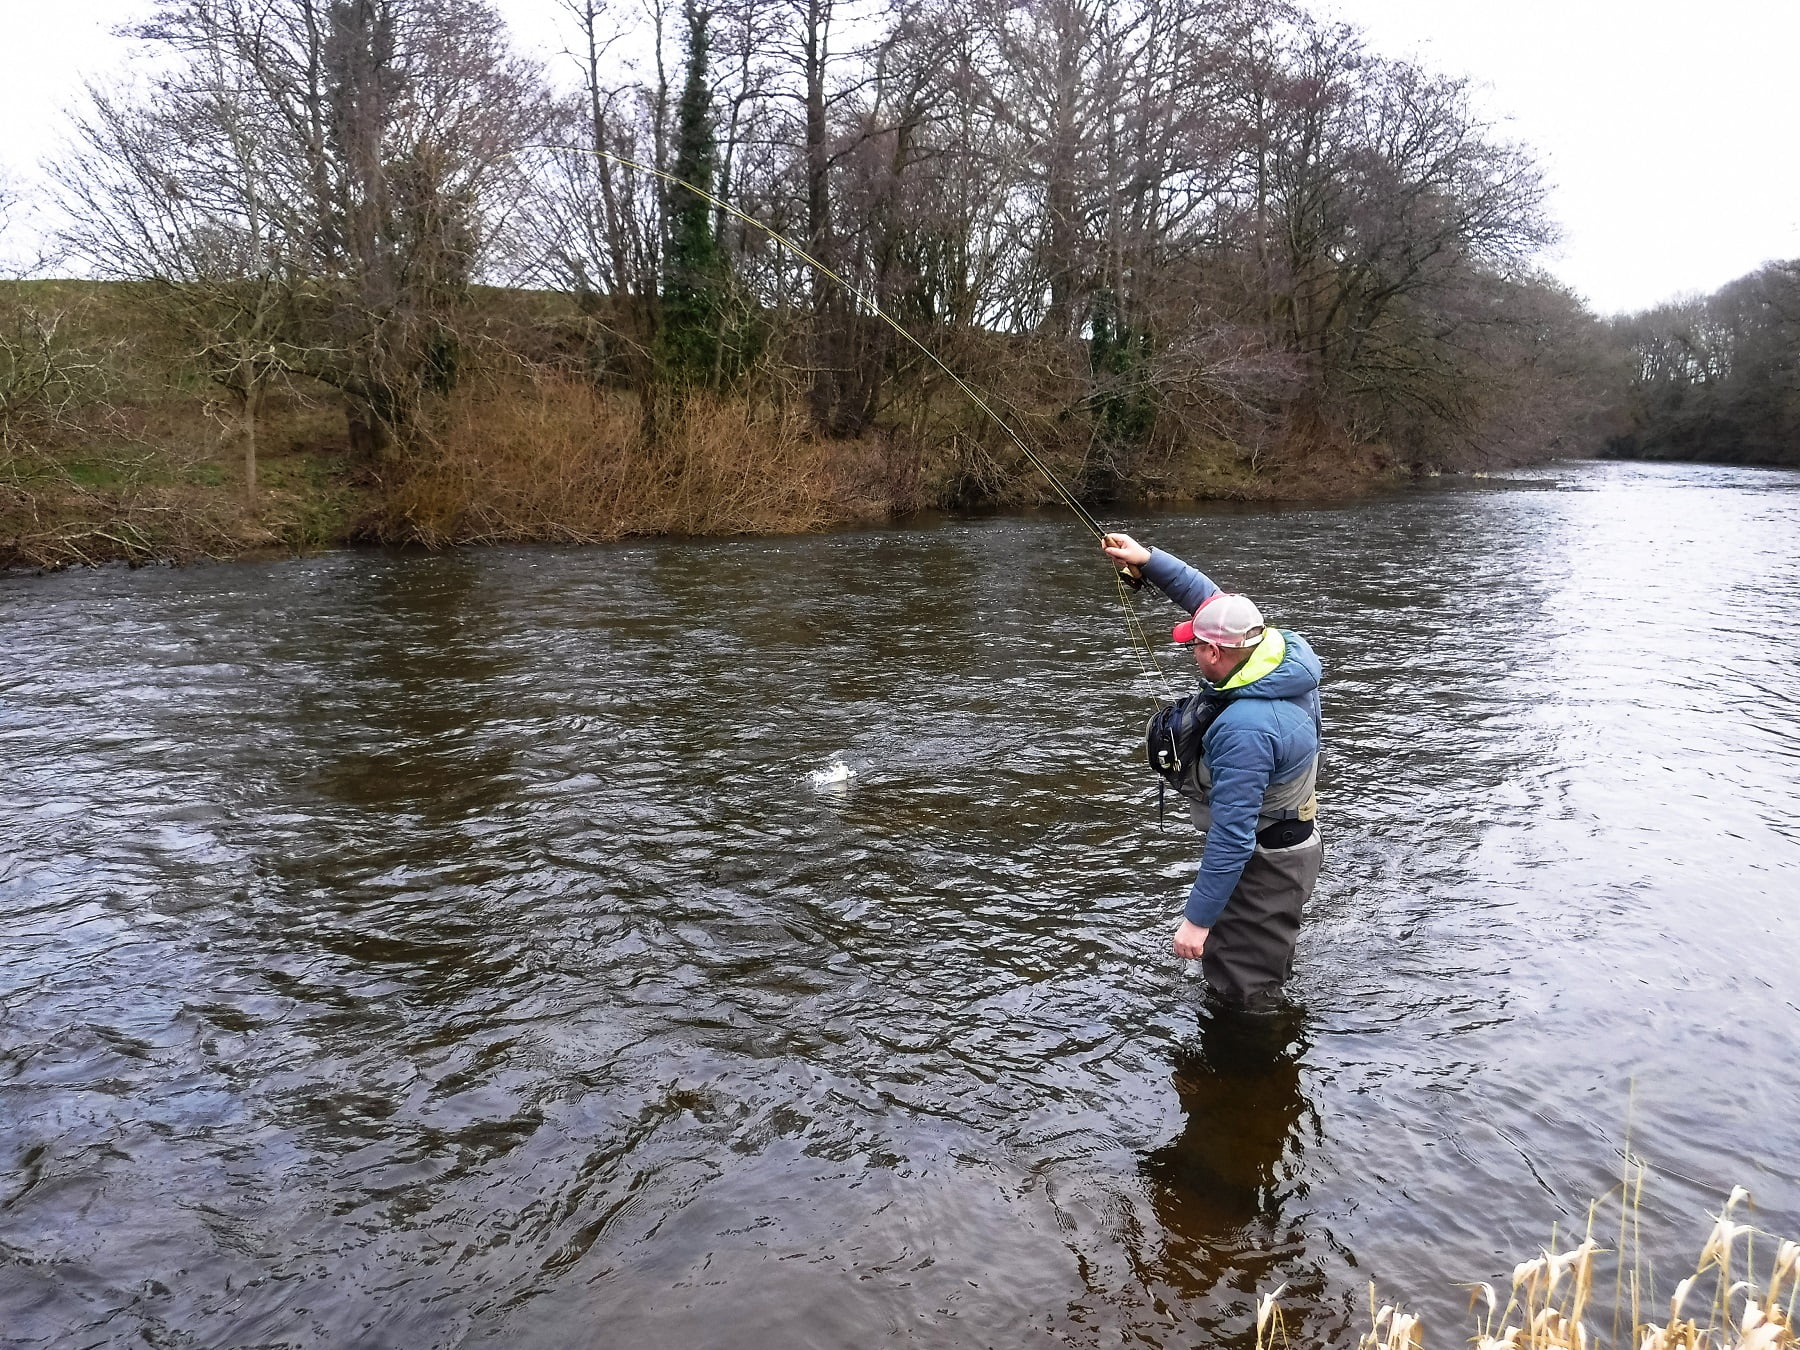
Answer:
[1, 278, 1400, 569]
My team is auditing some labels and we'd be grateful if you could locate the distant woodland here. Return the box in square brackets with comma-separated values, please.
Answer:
[0, 0, 1790, 566]
[1604, 263, 1800, 468]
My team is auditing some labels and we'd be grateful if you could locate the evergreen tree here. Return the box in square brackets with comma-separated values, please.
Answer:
[1089, 290, 1156, 463]
[659, 2, 726, 386]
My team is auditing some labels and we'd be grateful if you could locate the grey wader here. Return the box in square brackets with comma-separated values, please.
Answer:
[1199, 831, 1323, 1009]
[1183, 738, 1322, 1010]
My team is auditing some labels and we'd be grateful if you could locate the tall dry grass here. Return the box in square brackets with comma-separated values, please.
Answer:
[1256, 1182, 1798, 1350]
[379, 372, 893, 546]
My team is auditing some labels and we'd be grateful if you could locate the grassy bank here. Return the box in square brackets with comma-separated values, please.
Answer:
[0, 279, 1397, 570]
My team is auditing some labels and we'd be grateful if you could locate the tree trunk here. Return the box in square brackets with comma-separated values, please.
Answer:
[803, 0, 838, 431]
[241, 385, 259, 499]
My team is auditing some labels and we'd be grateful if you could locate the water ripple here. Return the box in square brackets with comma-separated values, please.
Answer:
[2, 461, 1798, 1347]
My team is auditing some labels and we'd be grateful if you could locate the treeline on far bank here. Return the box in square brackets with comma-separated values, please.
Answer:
[4, 0, 1616, 568]
[1602, 262, 1800, 467]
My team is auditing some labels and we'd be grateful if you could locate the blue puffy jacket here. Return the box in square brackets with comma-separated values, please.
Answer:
[1141, 548, 1323, 926]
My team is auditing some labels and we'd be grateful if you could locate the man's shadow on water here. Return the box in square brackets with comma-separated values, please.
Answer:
[1138, 1001, 1331, 1338]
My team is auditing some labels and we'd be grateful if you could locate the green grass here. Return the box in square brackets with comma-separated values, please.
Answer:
[265, 450, 366, 551]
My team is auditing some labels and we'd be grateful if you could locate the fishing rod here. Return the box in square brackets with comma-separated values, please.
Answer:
[530, 144, 1150, 595]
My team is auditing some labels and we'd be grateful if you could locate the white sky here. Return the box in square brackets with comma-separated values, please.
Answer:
[1325, 0, 1800, 314]
[3, 0, 1796, 314]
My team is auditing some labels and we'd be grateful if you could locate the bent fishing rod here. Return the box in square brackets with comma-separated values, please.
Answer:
[529, 144, 1150, 592]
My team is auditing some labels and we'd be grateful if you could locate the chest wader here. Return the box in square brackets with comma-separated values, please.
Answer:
[1177, 736, 1321, 1008]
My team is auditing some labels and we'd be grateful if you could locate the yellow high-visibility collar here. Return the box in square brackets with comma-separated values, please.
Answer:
[1219, 627, 1286, 690]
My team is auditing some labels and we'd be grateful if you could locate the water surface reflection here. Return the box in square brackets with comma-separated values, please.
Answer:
[1141, 1006, 1327, 1340]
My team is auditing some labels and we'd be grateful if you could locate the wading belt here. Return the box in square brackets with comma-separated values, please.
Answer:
[1256, 818, 1315, 849]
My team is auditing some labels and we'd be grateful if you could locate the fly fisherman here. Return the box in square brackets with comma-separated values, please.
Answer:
[1101, 533, 1324, 1010]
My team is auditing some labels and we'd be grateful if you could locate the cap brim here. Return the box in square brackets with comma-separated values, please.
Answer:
[1172, 620, 1267, 647]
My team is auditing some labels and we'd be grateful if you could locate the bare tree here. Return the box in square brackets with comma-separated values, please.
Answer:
[0, 173, 110, 461]
[522, 0, 1574, 483]
[57, 0, 549, 460]
[0, 173, 26, 271]
[57, 62, 297, 495]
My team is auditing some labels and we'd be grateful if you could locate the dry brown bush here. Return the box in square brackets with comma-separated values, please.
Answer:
[379, 373, 893, 546]
[0, 479, 273, 567]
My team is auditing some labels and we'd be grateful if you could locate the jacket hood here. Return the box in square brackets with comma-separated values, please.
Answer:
[1222, 628, 1321, 700]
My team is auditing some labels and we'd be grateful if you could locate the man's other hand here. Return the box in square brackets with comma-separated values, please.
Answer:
[1102, 533, 1151, 568]
[1173, 918, 1210, 960]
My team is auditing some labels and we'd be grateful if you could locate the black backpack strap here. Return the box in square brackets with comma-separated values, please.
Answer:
[1147, 690, 1234, 831]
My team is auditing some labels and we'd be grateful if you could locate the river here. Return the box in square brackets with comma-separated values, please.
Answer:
[3, 459, 1798, 1347]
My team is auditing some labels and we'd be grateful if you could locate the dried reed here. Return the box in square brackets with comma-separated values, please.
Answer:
[381, 372, 889, 546]
[1254, 1182, 1798, 1350]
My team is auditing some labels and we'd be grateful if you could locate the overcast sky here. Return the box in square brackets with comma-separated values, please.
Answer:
[3, 0, 1795, 314]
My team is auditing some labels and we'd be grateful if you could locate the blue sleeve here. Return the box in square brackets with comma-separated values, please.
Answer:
[1184, 718, 1275, 926]
[1140, 548, 1219, 617]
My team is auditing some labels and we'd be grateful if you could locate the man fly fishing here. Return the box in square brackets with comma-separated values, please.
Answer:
[1102, 533, 1324, 1011]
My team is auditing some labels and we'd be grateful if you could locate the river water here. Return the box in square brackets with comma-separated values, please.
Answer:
[3, 459, 1797, 1348]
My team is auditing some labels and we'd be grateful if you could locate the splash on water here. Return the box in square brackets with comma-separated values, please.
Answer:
[808, 756, 855, 789]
